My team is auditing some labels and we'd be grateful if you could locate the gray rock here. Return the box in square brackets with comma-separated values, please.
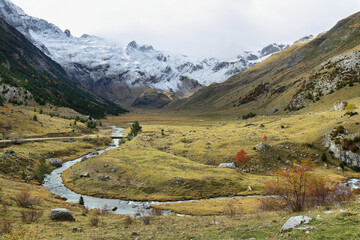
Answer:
[72, 227, 82, 232]
[218, 162, 236, 169]
[247, 186, 253, 191]
[111, 168, 117, 172]
[104, 163, 109, 167]
[255, 143, 270, 151]
[80, 172, 90, 178]
[50, 208, 75, 221]
[49, 158, 62, 167]
[258, 124, 265, 128]
[334, 101, 348, 111]
[98, 175, 110, 181]
[280, 216, 311, 232]
[111, 207, 118, 211]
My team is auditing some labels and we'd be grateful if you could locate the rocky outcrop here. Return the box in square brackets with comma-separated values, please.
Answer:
[50, 208, 75, 221]
[333, 101, 348, 111]
[287, 51, 360, 111]
[324, 127, 360, 167]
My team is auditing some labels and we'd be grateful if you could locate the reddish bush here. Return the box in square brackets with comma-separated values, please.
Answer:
[263, 135, 268, 142]
[235, 150, 250, 167]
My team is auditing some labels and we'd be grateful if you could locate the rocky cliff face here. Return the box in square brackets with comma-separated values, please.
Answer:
[324, 127, 360, 168]
[287, 51, 360, 111]
[0, 0, 289, 107]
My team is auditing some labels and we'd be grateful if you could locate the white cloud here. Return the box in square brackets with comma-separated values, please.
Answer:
[11, 0, 360, 59]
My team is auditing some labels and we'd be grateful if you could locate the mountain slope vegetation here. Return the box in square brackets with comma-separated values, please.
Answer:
[0, 17, 127, 118]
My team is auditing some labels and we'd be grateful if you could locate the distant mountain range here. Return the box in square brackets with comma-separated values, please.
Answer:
[0, 0, 291, 108]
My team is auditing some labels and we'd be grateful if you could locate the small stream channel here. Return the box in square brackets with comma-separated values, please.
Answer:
[43, 127, 360, 216]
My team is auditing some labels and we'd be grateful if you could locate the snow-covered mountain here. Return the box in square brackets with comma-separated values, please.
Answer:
[0, 0, 289, 107]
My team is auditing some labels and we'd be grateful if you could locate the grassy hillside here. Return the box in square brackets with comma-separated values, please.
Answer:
[0, 17, 127, 118]
[167, 12, 360, 116]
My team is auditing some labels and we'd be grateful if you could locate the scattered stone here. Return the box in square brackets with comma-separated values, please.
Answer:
[104, 163, 109, 167]
[280, 216, 312, 232]
[324, 210, 333, 214]
[81, 157, 88, 162]
[258, 124, 265, 128]
[218, 162, 236, 169]
[206, 142, 211, 145]
[120, 170, 126, 174]
[247, 186, 253, 191]
[333, 101, 348, 111]
[111, 168, 117, 172]
[111, 207, 118, 211]
[248, 132, 256, 136]
[80, 172, 90, 178]
[316, 215, 321, 219]
[49, 158, 62, 167]
[50, 208, 75, 221]
[94, 147, 100, 151]
[337, 167, 343, 171]
[98, 175, 110, 181]
[72, 227, 82, 232]
[254, 143, 270, 151]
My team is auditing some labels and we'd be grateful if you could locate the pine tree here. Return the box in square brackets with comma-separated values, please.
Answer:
[79, 196, 84, 205]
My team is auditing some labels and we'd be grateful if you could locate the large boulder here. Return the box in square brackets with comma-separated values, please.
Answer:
[50, 208, 75, 221]
[218, 162, 236, 169]
[334, 101, 348, 111]
[280, 216, 311, 232]
[49, 158, 62, 167]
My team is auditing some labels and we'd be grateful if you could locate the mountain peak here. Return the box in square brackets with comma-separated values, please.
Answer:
[127, 40, 138, 49]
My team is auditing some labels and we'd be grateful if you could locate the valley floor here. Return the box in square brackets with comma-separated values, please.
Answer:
[0, 100, 360, 239]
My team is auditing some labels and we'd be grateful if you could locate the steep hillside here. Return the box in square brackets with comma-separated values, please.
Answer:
[0, 17, 127, 118]
[168, 12, 360, 116]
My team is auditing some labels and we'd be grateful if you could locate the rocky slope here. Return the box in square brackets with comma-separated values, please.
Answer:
[0, 0, 288, 107]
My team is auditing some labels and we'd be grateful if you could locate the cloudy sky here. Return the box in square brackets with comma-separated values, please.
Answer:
[11, 0, 360, 60]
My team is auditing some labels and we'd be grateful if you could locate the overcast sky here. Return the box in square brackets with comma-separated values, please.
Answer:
[11, 0, 360, 60]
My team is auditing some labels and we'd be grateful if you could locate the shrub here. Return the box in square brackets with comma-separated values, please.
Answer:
[263, 135, 268, 142]
[223, 199, 243, 218]
[89, 215, 100, 227]
[345, 103, 356, 113]
[124, 215, 133, 226]
[264, 158, 315, 212]
[86, 121, 97, 129]
[259, 197, 285, 212]
[151, 206, 162, 216]
[242, 112, 256, 120]
[20, 209, 43, 223]
[79, 196, 84, 206]
[13, 190, 41, 208]
[321, 153, 327, 162]
[33, 157, 50, 183]
[235, 150, 250, 167]
[161, 129, 164, 136]
[0, 219, 12, 233]
[39, 108, 43, 114]
[33, 114, 38, 121]
[129, 121, 142, 137]
[331, 126, 345, 139]
[140, 216, 153, 225]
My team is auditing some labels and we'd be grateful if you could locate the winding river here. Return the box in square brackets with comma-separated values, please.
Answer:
[43, 126, 360, 216]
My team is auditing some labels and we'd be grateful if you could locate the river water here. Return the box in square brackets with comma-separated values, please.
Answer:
[43, 126, 360, 216]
